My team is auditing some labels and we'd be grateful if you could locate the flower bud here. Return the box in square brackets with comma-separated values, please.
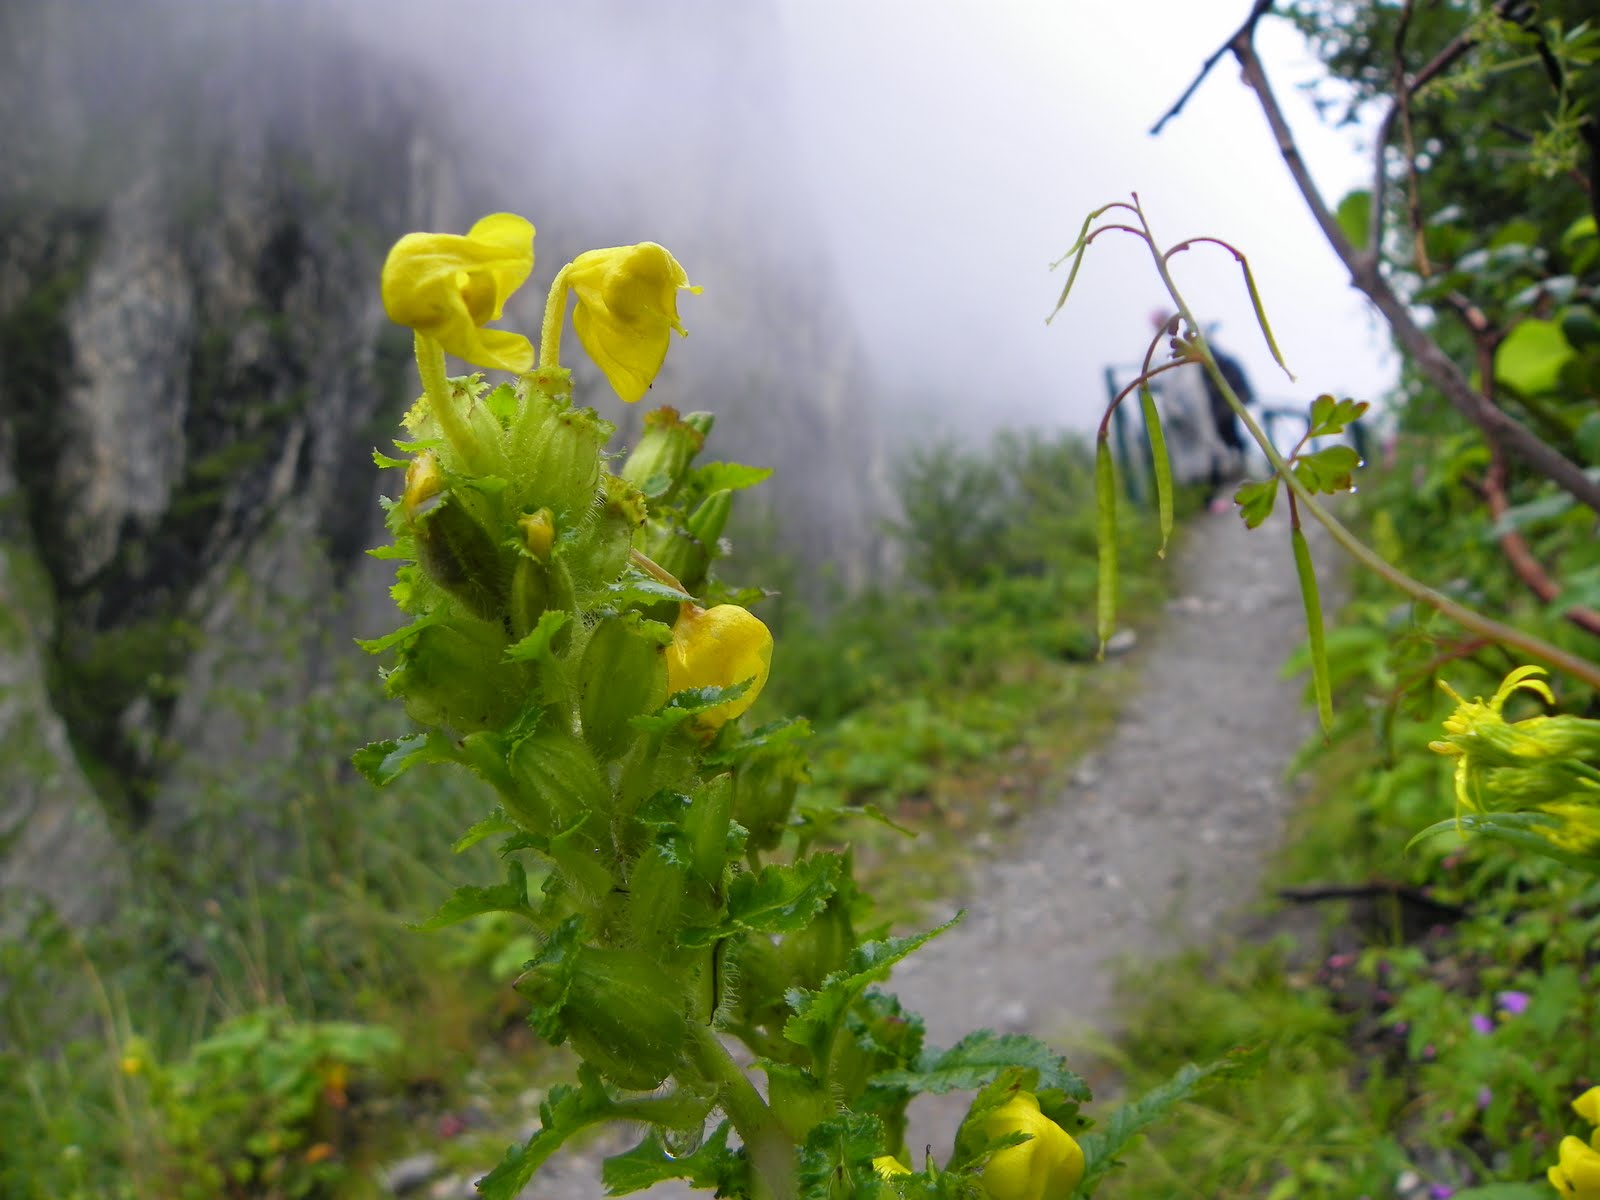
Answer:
[519, 508, 557, 561]
[402, 451, 445, 518]
[666, 604, 773, 732]
[516, 946, 690, 1091]
[980, 1093, 1085, 1200]
[620, 406, 707, 501]
[579, 617, 669, 761]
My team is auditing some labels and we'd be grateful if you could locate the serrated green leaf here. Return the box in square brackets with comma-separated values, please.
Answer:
[409, 861, 536, 931]
[725, 855, 842, 935]
[1291, 527, 1333, 734]
[602, 1124, 736, 1196]
[351, 731, 460, 787]
[1308, 396, 1369, 438]
[476, 1066, 618, 1200]
[453, 810, 518, 854]
[504, 610, 572, 664]
[873, 1030, 1089, 1099]
[1077, 1048, 1263, 1192]
[603, 573, 693, 607]
[373, 449, 409, 469]
[1296, 444, 1361, 494]
[1233, 477, 1279, 528]
[785, 915, 962, 1061]
[632, 681, 753, 734]
[692, 462, 774, 493]
[354, 612, 442, 656]
[364, 543, 413, 561]
[797, 1112, 890, 1200]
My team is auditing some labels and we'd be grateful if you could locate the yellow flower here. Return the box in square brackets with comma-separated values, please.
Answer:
[1550, 1135, 1600, 1198]
[872, 1156, 912, 1179]
[382, 213, 535, 372]
[1575, 1086, 1600, 1128]
[666, 603, 772, 731]
[568, 242, 701, 402]
[980, 1092, 1085, 1200]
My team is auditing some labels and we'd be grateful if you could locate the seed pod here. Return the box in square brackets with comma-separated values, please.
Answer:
[685, 488, 732, 548]
[412, 491, 509, 623]
[579, 617, 669, 761]
[507, 722, 614, 833]
[386, 621, 525, 733]
[620, 406, 706, 502]
[516, 947, 690, 1091]
[627, 844, 686, 954]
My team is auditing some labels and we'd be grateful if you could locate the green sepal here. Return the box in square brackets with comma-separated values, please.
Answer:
[412, 491, 510, 623]
[686, 488, 733, 547]
[762, 1061, 833, 1142]
[690, 461, 772, 494]
[683, 773, 735, 885]
[627, 843, 687, 954]
[475, 1064, 617, 1200]
[507, 720, 613, 832]
[409, 860, 537, 931]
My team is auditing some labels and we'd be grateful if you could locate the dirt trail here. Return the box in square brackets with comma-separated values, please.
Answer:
[439, 508, 1336, 1199]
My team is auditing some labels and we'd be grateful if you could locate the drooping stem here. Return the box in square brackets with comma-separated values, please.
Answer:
[1137, 208, 1600, 692]
[414, 332, 488, 475]
[539, 263, 573, 371]
[684, 1024, 795, 1200]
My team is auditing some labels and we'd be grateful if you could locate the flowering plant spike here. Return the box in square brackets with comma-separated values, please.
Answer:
[359, 211, 1224, 1200]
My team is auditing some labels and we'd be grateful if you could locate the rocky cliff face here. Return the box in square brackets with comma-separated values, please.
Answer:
[0, 1, 885, 928]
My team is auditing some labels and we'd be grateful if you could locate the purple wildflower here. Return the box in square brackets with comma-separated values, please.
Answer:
[1470, 1013, 1494, 1035]
[1496, 990, 1531, 1016]
[1477, 1086, 1493, 1109]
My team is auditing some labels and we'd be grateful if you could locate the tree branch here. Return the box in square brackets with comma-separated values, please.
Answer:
[1218, 23, 1600, 518]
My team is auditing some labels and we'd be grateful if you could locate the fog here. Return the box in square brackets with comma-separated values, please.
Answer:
[333, 0, 1396, 439]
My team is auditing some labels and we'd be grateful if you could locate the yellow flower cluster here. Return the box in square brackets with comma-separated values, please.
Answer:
[1551, 1087, 1600, 1198]
[380, 214, 699, 403]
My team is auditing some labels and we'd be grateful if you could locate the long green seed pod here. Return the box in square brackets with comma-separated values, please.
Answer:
[1094, 437, 1118, 658]
[1290, 526, 1333, 733]
[1139, 382, 1173, 558]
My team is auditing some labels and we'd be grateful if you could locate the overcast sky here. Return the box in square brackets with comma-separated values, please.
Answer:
[775, 0, 1397, 435]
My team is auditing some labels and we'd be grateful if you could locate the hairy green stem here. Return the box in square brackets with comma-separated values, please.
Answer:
[413, 332, 489, 476]
[1139, 207, 1600, 692]
[539, 263, 573, 371]
[685, 1024, 795, 1200]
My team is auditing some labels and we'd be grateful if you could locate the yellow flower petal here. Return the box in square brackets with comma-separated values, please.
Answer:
[665, 603, 772, 731]
[568, 242, 701, 402]
[979, 1092, 1086, 1200]
[1553, 1135, 1600, 1200]
[872, 1156, 912, 1179]
[1575, 1086, 1600, 1126]
[381, 213, 535, 372]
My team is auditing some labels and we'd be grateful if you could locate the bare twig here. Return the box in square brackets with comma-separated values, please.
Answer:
[1215, 24, 1600, 517]
[1149, 0, 1274, 137]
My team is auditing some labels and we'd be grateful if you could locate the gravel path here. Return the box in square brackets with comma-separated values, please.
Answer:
[425, 508, 1336, 1198]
